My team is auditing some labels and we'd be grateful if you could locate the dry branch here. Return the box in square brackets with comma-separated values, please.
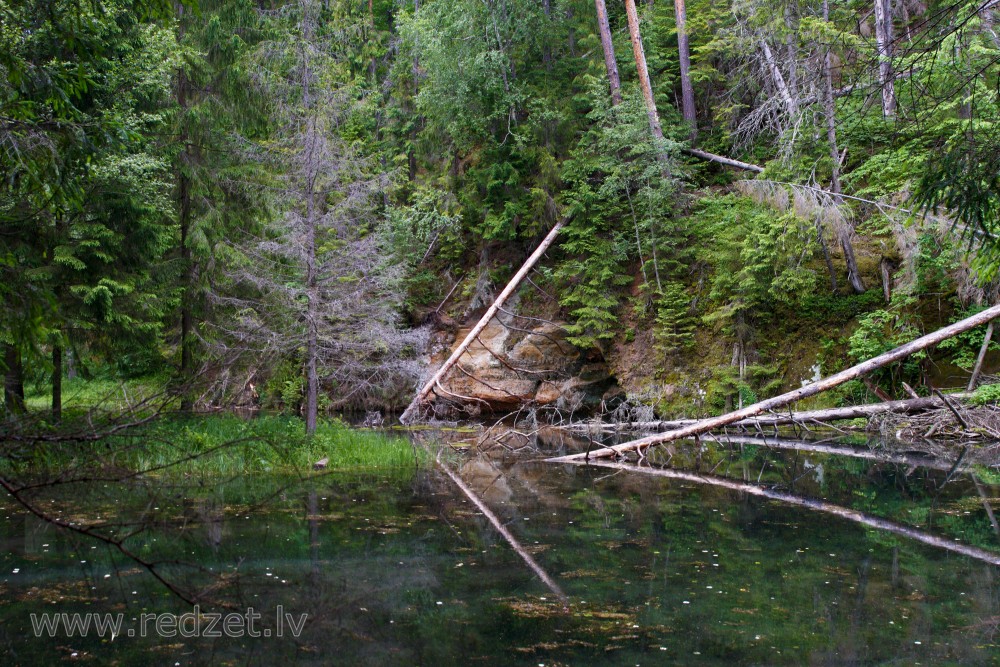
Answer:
[548, 303, 1000, 462]
[875, 403, 1000, 442]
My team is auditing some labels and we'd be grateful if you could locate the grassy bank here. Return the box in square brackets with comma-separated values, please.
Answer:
[10, 414, 427, 477]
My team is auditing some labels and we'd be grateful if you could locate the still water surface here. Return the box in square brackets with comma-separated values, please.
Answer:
[1, 428, 998, 665]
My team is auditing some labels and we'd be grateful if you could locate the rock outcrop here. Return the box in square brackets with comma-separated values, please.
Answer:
[428, 314, 620, 417]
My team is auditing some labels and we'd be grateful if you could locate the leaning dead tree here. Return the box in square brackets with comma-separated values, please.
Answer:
[399, 216, 569, 424]
[548, 303, 1000, 462]
[873, 0, 896, 117]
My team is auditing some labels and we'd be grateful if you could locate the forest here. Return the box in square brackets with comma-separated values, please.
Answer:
[2, 0, 1000, 663]
[4, 0, 1000, 428]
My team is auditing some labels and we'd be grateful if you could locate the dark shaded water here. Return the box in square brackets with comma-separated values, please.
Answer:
[1, 428, 998, 665]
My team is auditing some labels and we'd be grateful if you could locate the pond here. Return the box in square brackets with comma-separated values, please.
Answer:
[1, 426, 998, 665]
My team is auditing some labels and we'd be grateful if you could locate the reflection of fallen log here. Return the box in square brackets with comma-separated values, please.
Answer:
[564, 459, 1000, 567]
[563, 395, 973, 433]
[671, 433, 972, 472]
[434, 449, 568, 605]
[400, 216, 568, 425]
[548, 304, 1000, 462]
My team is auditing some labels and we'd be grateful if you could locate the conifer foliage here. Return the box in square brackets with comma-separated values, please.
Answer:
[4, 0, 1000, 419]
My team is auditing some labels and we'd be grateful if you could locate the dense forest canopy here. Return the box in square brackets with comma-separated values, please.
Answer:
[3, 0, 1000, 428]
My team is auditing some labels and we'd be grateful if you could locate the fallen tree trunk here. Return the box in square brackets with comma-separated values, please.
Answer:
[683, 148, 763, 172]
[566, 460, 1000, 566]
[399, 216, 568, 425]
[548, 303, 1000, 462]
[567, 394, 973, 433]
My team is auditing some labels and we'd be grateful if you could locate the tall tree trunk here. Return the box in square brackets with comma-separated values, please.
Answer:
[816, 217, 838, 292]
[674, 0, 696, 138]
[873, 0, 896, 117]
[542, 0, 553, 71]
[305, 282, 319, 436]
[594, 0, 622, 105]
[624, 0, 665, 141]
[408, 0, 421, 181]
[303, 48, 319, 436]
[840, 231, 866, 293]
[176, 2, 195, 411]
[298, 5, 320, 436]
[3, 344, 24, 415]
[179, 167, 193, 407]
[823, 0, 863, 294]
[822, 0, 841, 196]
[52, 344, 62, 423]
[367, 0, 377, 80]
[784, 3, 798, 98]
[567, 6, 577, 57]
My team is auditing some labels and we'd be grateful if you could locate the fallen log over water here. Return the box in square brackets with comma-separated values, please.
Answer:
[399, 216, 569, 425]
[548, 304, 1000, 462]
[563, 459, 1000, 567]
[563, 394, 973, 433]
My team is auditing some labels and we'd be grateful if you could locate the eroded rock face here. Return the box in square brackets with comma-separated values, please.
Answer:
[431, 316, 619, 416]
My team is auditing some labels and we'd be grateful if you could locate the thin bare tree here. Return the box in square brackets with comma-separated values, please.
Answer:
[874, 0, 896, 116]
[216, 0, 424, 432]
[821, 0, 865, 293]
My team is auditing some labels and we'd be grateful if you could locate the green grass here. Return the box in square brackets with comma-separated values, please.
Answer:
[24, 375, 172, 414]
[8, 414, 427, 477]
[16, 375, 425, 476]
